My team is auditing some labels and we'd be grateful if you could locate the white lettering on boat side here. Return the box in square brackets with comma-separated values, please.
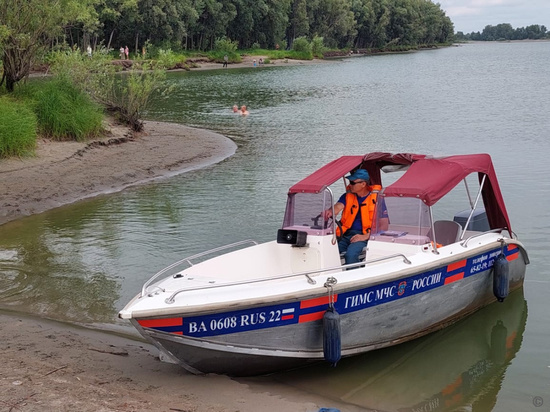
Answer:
[186, 309, 293, 335]
[411, 272, 442, 291]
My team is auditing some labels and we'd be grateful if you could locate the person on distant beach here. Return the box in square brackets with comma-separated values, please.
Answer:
[87, 45, 92, 58]
[223, 55, 228, 68]
[253, 59, 257, 67]
[240, 105, 249, 115]
[232, 105, 239, 113]
[119, 46, 125, 59]
[259, 58, 263, 66]
[124, 46, 129, 60]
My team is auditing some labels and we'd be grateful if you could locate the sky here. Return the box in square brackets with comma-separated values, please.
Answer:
[436, 0, 550, 34]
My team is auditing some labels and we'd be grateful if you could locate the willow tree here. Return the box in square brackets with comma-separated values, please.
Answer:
[0, 0, 96, 92]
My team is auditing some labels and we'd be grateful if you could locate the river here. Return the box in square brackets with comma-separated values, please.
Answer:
[1, 41, 549, 411]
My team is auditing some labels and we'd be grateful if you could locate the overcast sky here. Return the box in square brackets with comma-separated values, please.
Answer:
[436, 0, 550, 34]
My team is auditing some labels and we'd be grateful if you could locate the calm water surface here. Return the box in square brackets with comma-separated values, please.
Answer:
[1, 42, 549, 411]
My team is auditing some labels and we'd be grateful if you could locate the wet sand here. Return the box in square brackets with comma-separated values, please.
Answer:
[0, 311, 328, 412]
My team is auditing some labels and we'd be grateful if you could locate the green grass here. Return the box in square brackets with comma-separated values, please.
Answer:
[0, 96, 37, 158]
[244, 48, 314, 60]
[32, 79, 104, 141]
[207, 50, 242, 64]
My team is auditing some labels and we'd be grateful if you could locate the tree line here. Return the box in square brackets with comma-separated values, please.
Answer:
[1, 0, 454, 93]
[455, 24, 548, 41]
[58, 0, 453, 53]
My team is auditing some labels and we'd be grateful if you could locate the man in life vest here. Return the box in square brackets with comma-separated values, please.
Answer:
[324, 169, 388, 265]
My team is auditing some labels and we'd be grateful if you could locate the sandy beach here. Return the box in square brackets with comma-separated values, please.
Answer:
[0, 311, 332, 412]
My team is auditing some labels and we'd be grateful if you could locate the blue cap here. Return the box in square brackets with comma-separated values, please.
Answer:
[346, 169, 370, 182]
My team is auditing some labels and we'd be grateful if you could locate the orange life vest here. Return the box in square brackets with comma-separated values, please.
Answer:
[337, 185, 381, 236]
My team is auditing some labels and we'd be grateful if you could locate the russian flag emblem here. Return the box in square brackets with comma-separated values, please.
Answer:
[282, 308, 295, 320]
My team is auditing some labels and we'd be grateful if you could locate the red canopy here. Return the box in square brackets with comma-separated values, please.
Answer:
[288, 152, 512, 233]
[288, 156, 364, 194]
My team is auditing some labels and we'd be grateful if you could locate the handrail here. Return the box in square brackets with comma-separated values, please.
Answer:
[164, 253, 412, 304]
[140, 239, 258, 297]
[460, 228, 504, 247]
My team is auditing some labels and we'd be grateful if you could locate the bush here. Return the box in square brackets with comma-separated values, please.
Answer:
[292, 37, 312, 53]
[112, 63, 166, 132]
[156, 49, 186, 69]
[0, 97, 37, 158]
[33, 79, 103, 141]
[214, 37, 239, 53]
[311, 36, 326, 58]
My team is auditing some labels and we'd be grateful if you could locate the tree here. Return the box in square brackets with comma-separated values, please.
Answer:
[0, 0, 95, 92]
[308, 0, 357, 48]
[255, 0, 291, 48]
[289, 0, 309, 44]
[94, 0, 139, 51]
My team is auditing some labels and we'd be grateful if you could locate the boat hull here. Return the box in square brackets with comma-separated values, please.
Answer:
[132, 244, 527, 376]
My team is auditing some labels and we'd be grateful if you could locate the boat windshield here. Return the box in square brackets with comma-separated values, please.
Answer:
[371, 196, 432, 245]
[282, 190, 334, 236]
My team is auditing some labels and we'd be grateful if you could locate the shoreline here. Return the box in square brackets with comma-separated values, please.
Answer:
[0, 119, 237, 226]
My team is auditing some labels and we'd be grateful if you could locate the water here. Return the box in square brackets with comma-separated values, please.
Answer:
[1, 41, 549, 411]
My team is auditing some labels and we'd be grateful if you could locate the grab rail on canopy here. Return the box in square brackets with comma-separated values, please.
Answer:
[141, 239, 259, 297]
[163, 253, 412, 304]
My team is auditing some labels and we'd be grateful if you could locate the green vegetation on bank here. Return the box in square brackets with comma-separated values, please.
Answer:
[0, 96, 37, 157]
[32, 79, 103, 141]
[0, 47, 167, 158]
[456, 23, 548, 41]
[0, 78, 105, 158]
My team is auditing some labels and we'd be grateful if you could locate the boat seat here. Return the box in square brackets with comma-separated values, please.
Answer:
[427, 220, 463, 246]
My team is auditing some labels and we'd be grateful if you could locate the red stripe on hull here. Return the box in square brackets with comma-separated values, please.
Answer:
[447, 259, 467, 272]
[300, 295, 338, 309]
[138, 318, 182, 328]
[444, 272, 465, 285]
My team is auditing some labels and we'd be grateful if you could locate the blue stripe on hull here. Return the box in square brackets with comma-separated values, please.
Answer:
[140, 246, 519, 337]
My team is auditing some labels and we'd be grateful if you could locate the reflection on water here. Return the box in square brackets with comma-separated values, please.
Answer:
[0, 205, 121, 323]
[263, 289, 527, 412]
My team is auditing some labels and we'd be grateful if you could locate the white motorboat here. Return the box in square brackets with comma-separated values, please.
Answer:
[119, 152, 529, 376]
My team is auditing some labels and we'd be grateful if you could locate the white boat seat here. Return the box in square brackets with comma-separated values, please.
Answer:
[427, 220, 463, 246]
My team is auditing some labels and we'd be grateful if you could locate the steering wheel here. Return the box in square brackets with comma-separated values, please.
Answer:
[311, 214, 343, 241]
[311, 214, 323, 229]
